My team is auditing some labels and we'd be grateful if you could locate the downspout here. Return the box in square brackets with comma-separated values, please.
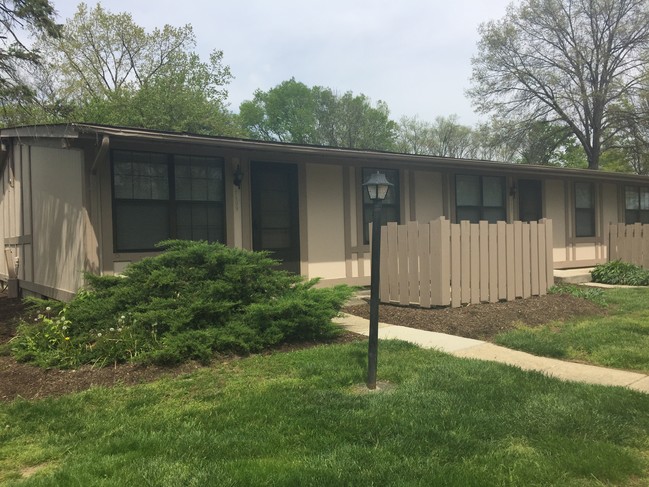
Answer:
[91, 135, 110, 174]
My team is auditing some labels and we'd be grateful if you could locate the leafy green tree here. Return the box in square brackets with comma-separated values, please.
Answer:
[23, 3, 239, 135]
[469, 0, 649, 170]
[0, 0, 60, 124]
[239, 78, 317, 143]
[239, 78, 397, 150]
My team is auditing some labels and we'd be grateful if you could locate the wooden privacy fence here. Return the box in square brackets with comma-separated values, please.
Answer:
[378, 218, 554, 308]
[608, 223, 649, 268]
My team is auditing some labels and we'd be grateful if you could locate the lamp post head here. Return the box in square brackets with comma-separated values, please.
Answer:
[362, 171, 393, 202]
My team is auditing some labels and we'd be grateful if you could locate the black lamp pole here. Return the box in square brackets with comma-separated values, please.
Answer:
[362, 171, 393, 390]
[367, 198, 383, 389]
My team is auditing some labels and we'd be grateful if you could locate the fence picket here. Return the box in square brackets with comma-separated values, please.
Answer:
[514, 221, 523, 298]
[488, 223, 498, 303]
[439, 219, 451, 306]
[470, 223, 480, 304]
[497, 221, 507, 301]
[530, 221, 539, 296]
[609, 224, 618, 261]
[538, 222, 547, 295]
[408, 222, 419, 305]
[522, 224, 531, 298]
[506, 224, 515, 301]
[461, 221, 471, 305]
[419, 223, 431, 308]
[387, 222, 399, 303]
[398, 224, 409, 305]
[451, 223, 461, 308]
[479, 221, 489, 303]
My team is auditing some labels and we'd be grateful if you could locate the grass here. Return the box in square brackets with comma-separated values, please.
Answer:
[494, 287, 649, 372]
[2, 340, 649, 486]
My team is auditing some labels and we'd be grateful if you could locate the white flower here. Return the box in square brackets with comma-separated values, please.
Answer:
[117, 328, 123, 332]
[97, 332, 102, 337]
[120, 315, 126, 320]
[45, 306, 51, 311]
[109, 327, 115, 332]
[61, 325, 68, 331]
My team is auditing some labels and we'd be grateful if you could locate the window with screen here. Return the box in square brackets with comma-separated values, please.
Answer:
[455, 175, 506, 223]
[112, 150, 225, 251]
[625, 186, 649, 224]
[362, 168, 399, 244]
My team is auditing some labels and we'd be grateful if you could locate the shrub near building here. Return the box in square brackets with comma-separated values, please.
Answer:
[591, 260, 649, 286]
[12, 241, 353, 367]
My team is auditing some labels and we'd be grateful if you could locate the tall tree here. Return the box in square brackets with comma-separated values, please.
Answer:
[396, 115, 476, 158]
[23, 3, 238, 135]
[469, 0, 649, 169]
[0, 0, 60, 121]
[239, 78, 317, 143]
[239, 78, 397, 150]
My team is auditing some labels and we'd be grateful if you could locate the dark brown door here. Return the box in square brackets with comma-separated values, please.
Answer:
[251, 162, 300, 273]
[518, 179, 543, 222]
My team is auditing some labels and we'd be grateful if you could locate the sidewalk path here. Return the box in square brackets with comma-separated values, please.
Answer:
[335, 313, 649, 394]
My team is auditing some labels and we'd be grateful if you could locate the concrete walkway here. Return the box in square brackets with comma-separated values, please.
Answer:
[335, 313, 649, 394]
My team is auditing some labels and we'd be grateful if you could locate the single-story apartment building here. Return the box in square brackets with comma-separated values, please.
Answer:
[1, 123, 648, 301]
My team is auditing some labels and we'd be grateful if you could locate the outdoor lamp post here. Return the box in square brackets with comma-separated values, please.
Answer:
[362, 171, 393, 390]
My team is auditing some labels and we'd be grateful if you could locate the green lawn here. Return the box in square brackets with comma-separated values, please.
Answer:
[494, 287, 649, 372]
[2, 340, 649, 486]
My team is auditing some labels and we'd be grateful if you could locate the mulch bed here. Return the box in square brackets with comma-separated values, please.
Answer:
[343, 293, 607, 341]
[0, 291, 606, 402]
[0, 294, 362, 402]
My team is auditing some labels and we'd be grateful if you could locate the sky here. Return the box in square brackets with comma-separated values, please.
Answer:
[48, 0, 514, 127]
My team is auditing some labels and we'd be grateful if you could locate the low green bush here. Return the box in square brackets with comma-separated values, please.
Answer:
[548, 282, 606, 305]
[590, 260, 649, 286]
[12, 240, 353, 367]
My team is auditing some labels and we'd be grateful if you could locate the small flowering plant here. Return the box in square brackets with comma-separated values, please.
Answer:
[12, 305, 80, 367]
[84, 312, 160, 366]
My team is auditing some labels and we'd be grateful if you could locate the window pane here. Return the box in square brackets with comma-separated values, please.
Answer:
[575, 208, 595, 237]
[176, 203, 224, 243]
[482, 177, 504, 207]
[625, 186, 639, 210]
[113, 151, 168, 201]
[175, 157, 224, 202]
[456, 207, 480, 223]
[456, 175, 480, 206]
[575, 183, 593, 209]
[626, 210, 639, 224]
[483, 207, 506, 223]
[642, 211, 649, 224]
[115, 202, 169, 251]
[641, 188, 649, 210]
[113, 162, 133, 199]
[191, 178, 208, 200]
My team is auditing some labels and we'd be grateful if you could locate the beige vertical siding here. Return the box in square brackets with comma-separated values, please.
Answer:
[305, 164, 347, 280]
[545, 179, 567, 263]
[413, 170, 444, 222]
[31, 147, 87, 294]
